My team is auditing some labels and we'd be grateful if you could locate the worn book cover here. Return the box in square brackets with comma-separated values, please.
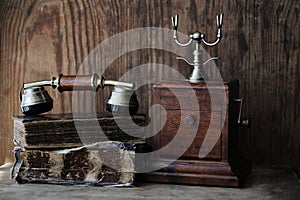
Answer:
[13, 112, 146, 149]
[11, 141, 135, 186]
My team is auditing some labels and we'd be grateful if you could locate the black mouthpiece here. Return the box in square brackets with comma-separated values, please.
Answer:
[106, 103, 139, 116]
[21, 101, 53, 116]
[105, 87, 139, 116]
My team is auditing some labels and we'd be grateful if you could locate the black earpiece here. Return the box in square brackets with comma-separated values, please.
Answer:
[20, 87, 53, 115]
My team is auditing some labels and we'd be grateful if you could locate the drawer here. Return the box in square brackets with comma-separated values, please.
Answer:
[158, 110, 222, 160]
[154, 88, 224, 112]
[155, 88, 211, 111]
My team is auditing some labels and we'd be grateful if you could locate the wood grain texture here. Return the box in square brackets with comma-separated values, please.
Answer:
[140, 161, 241, 187]
[0, 0, 299, 172]
[144, 80, 251, 187]
[159, 110, 222, 159]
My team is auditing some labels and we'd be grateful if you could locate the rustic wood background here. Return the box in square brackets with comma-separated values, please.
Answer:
[0, 0, 299, 173]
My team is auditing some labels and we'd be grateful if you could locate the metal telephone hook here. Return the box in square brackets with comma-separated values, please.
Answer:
[171, 13, 223, 82]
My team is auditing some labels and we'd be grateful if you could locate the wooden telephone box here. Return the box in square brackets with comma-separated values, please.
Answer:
[142, 80, 251, 187]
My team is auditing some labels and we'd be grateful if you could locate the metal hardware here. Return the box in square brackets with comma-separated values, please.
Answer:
[106, 86, 139, 116]
[185, 116, 195, 125]
[233, 98, 251, 128]
[11, 146, 23, 180]
[171, 13, 223, 83]
[20, 74, 138, 116]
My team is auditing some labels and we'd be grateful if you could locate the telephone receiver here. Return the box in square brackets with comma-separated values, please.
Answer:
[20, 73, 139, 116]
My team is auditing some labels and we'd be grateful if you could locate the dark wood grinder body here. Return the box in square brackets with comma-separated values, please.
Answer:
[142, 80, 251, 187]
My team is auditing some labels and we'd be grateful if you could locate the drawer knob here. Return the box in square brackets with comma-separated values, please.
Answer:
[185, 116, 195, 125]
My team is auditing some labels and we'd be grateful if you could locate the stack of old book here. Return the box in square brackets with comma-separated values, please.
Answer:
[11, 112, 146, 186]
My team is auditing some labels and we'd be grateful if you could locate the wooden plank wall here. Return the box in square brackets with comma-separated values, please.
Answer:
[0, 0, 299, 172]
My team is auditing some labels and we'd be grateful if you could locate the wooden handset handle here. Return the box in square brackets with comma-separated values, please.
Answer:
[58, 75, 95, 92]
[56, 74, 134, 92]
